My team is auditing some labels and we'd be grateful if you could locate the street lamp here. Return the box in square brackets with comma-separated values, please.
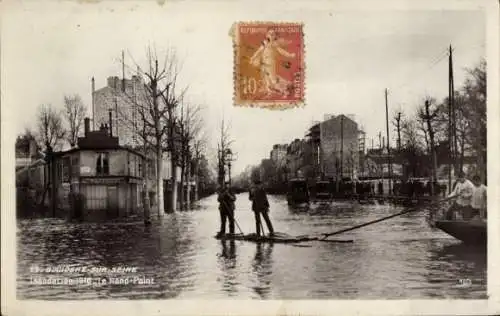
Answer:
[225, 149, 233, 185]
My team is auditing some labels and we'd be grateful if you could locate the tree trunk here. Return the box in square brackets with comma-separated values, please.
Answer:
[180, 162, 185, 210]
[142, 155, 151, 222]
[186, 159, 191, 209]
[170, 158, 178, 212]
[156, 146, 164, 215]
[424, 101, 438, 196]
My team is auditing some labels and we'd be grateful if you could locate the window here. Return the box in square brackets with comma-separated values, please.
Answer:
[96, 152, 110, 176]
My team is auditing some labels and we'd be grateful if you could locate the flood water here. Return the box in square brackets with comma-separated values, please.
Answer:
[17, 193, 487, 299]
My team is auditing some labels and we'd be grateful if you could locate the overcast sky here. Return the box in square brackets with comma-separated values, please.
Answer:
[2, 0, 486, 175]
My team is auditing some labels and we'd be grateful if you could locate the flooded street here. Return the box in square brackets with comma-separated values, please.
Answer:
[17, 193, 486, 300]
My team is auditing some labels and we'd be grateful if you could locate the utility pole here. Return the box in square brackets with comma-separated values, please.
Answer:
[378, 132, 382, 150]
[449, 45, 458, 176]
[447, 45, 453, 193]
[340, 115, 344, 180]
[385, 88, 392, 194]
[122, 50, 126, 92]
[91, 77, 95, 131]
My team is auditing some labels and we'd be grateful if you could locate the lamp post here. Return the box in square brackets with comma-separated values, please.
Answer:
[225, 149, 233, 185]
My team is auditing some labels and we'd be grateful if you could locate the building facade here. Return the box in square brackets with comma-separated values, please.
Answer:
[270, 144, 288, 167]
[49, 118, 146, 220]
[93, 76, 146, 148]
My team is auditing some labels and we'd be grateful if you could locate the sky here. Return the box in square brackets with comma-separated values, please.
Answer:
[2, 0, 486, 175]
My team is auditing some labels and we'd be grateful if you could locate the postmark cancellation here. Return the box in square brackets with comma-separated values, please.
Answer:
[231, 22, 305, 109]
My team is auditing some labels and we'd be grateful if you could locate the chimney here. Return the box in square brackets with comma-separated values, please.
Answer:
[108, 110, 113, 137]
[84, 117, 90, 137]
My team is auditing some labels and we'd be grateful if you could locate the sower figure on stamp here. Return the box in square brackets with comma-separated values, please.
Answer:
[216, 182, 236, 237]
[249, 180, 274, 236]
[249, 29, 296, 97]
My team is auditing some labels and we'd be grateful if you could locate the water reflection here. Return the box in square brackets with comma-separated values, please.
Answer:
[251, 243, 274, 299]
[217, 240, 238, 295]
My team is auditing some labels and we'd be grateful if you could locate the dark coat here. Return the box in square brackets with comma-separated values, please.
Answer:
[218, 189, 235, 212]
[249, 187, 269, 212]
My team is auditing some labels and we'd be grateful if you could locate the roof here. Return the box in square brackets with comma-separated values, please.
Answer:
[53, 146, 145, 158]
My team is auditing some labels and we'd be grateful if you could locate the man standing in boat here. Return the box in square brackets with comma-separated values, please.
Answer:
[216, 182, 236, 238]
[471, 174, 487, 220]
[249, 180, 275, 237]
[446, 171, 474, 220]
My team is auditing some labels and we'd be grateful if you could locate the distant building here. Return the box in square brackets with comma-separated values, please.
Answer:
[307, 114, 360, 180]
[285, 138, 311, 179]
[270, 144, 287, 167]
[93, 75, 145, 148]
[15, 134, 41, 170]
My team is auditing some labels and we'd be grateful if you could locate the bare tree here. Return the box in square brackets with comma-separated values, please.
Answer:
[177, 103, 204, 209]
[400, 118, 425, 177]
[63, 94, 86, 147]
[120, 46, 186, 215]
[36, 104, 65, 151]
[35, 104, 65, 211]
[417, 98, 439, 194]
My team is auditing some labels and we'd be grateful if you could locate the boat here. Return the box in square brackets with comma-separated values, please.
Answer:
[426, 205, 487, 245]
[286, 178, 310, 206]
[434, 219, 486, 245]
[215, 232, 353, 244]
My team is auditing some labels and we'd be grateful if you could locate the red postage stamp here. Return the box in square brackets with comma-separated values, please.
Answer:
[231, 22, 305, 109]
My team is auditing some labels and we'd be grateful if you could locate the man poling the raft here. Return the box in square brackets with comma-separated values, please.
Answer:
[249, 180, 275, 237]
[216, 182, 237, 238]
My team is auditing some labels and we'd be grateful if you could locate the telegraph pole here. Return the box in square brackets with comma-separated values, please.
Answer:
[447, 45, 454, 193]
[385, 88, 392, 194]
[450, 45, 458, 176]
[340, 115, 344, 180]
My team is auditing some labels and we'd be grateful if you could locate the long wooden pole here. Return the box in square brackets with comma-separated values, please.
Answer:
[320, 200, 445, 239]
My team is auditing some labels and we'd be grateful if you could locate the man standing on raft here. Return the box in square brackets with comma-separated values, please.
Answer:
[249, 180, 275, 237]
[216, 182, 236, 238]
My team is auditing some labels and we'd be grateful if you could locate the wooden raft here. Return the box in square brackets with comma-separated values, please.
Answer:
[215, 232, 353, 244]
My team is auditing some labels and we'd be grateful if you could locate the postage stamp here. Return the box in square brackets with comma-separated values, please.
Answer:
[231, 22, 305, 109]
